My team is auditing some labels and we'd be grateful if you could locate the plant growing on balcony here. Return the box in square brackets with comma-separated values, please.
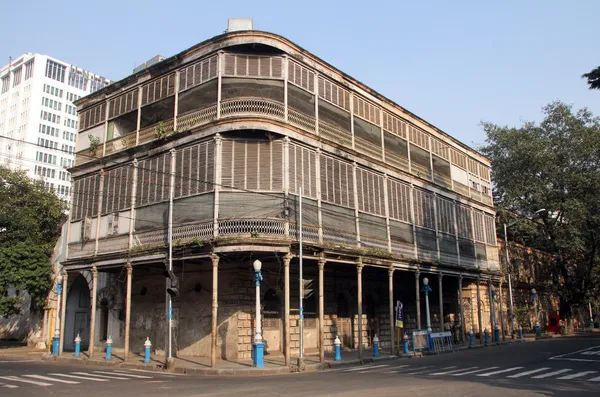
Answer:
[155, 121, 170, 139]
[88, 135, 101, 157]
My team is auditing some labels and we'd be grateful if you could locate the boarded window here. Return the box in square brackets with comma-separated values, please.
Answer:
[141, 73, 176, 107]
[137, 153, 171, 206]
[410, 145, 431, 179]
[318, 77, 350, 111]
[174, 141, 215, 199]
[473, 210, 485, 242]
[108, 89, 138, 119]
[320, 154, 354, 208]
[79, 103, 106, 131]
[484, 213, 496, 245]
[353, 95, 380, 126]
[382, 111, 406, 138]
[101, 165, 133, 214]
[387, 178, 411, 223]
[289, 144, 317, 199]
[413, 189, 435, 230]
[408, 125, 430, 150]
[223, 54, 283, 79]
[456, 204, 473, 239]
[221, 140, 284, 192]
[436, 196, 455, 235]
[179, 55, 218, 92]
[288, 60, 315, 93]
[71, 173, 100, 220]
[356, 168, 385, 216]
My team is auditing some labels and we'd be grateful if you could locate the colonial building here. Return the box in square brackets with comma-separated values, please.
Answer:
[58, 22, 501, 365]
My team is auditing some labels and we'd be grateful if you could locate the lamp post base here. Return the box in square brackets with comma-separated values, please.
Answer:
[252, 342, 264, 368]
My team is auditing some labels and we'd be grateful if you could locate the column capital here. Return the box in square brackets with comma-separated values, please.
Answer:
[211, 254, 219, 267]
[414, 271, 420, 280]
[318, 259, 326, 271]
[91, 266, 98, 277]
[283, 253, 292, 266]
[438, 273, 443, 280]
[388, 266, 394, 276]
[62, 269, 69, 279]
[356, 259, 363, 273]
[126, 263, 132, 274]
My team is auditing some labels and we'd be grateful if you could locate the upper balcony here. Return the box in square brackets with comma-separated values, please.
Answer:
[74, 51, 493, 207]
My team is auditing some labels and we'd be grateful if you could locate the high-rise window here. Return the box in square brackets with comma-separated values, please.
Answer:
[1, 75, 9, 94]
[45, 60, 66, 82]
[24, 61, 34, 80]
[68, 68, 88, 90]
[12, 67, 22, 87]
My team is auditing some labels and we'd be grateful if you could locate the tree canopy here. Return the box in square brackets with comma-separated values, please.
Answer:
[480, 101, 600, 318]
[582, 66, 600, 90]
[0, 167, 66, 317]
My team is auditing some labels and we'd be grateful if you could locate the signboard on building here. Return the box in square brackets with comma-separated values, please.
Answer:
[395, 301, 404, 328]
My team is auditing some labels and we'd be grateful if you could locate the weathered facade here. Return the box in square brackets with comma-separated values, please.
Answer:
[59, 28, 502, 364]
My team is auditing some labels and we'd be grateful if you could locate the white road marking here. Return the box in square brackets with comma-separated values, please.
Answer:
[384, 364, 410, 373]
[588, 375, 600, 382]
[557, 371, 597, 380]
[49, 373, 109, 382]
[550, 345, 600, 360]
[453, 366, 499, 376]
[23, 374, 80, 384]
[477, 367, 524, 377]
[404, 365, 436, 374]
[71, 371, 131, 380]
[93, 370, 153, 379]
[532, 369, 572, 379]
[0, 376, 52, 386]
[115, 368, 184, 376]
[507, 368, 551, 378]
[343, 364, 389, 372]
[0, 382, 19, 389]
[431, 367, 478, 376]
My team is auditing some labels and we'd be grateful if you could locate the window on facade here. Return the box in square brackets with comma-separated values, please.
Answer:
[45, 60, 66, 82]
[12, 67, 22, 87]
[24, 61, 34, 80]
[68, 68, 88, 90]
[1, 75, 9, 94]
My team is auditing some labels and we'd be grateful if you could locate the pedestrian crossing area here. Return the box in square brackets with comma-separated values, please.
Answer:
[0, 369, 159, 389]
[323, 363, 600, 382]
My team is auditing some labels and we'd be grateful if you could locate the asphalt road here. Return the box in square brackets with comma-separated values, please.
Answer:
[1, 335, 600, 397]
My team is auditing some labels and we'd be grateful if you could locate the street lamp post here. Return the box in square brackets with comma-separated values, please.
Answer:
[423, 277, 432, 332]
[589, 302, 595, 329]
[423, 277, 433, 351]
[52, 274, 63, 356]
[531, 288, 540, 336]
[252, 259, 264, 368]
[491, 285, 500, 342]
[503, 223, 516, 339]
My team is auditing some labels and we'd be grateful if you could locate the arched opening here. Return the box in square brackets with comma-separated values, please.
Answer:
[64, 274, 91, 351]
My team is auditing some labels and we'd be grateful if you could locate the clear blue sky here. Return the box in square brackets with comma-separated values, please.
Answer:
[2, 0, 598, 148]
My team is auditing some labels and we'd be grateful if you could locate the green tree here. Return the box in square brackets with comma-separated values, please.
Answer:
[480, 101, 600, 319]
[582, 66, 600, 90]
[0, 167, 66, 316]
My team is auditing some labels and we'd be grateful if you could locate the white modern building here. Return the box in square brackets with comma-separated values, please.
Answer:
[0, 53, 110, 201]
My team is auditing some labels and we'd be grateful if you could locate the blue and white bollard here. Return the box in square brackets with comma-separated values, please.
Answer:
[104, 335, 113, 361]
[519, 326, 524, 341]
[403, 334, 410, 355]
[144, 337, 152, 364]
[334, 335, 342, 361]
[535, 323, 541, 337]
[74, 334, 81, 357]
[373, 334, 380, 357]
[493, 325, 501, 343]
[469, 329, 475, 346]
[484, 329, 490, 345]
